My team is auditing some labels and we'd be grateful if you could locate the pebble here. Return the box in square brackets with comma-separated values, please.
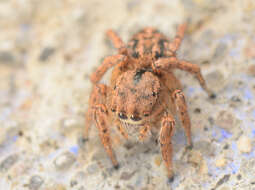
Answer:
[205, 70, 225, 92]
[0, 154, 19, 172]
[120, 171, 136, 180]
[215, 110, 237, 131]
[237, 135, 252, 153]
[86, 163, 99, 174]
[39, 47, 55, 62]
[54, 152, 76, 170]
[215, 157, 227, 168]
[213, 42, 228, 61]
[28, 175, 44, 190]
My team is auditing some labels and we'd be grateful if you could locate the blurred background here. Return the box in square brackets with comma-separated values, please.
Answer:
[0, 0, 255, 189]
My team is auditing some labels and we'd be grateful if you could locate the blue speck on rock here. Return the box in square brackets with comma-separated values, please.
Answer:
[69, 146, 79, 155]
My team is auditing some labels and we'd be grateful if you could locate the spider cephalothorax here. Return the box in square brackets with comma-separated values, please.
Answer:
[84, 24, 211, 182]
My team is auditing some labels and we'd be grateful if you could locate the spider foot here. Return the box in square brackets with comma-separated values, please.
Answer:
[113, 164, 120, 170]
[167, 176, 175, 183]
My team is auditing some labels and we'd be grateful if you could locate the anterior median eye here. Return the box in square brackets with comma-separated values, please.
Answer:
[130, 115, 141, 121]
[118, 112, 128, 119]
[144, 113, 150, 117]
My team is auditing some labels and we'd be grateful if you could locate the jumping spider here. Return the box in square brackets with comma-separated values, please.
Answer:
[84, 24, 211, 182]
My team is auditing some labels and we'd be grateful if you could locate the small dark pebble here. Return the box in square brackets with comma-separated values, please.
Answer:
[0, 154, 19, 172]
[208, 117, 214, 125]
[78, 136, 88, 148]
[120, 171, 136, 181]
[70, 180, 78, 187]
[213, 43, 227, 60]
[114, 184, 121, 189]
[0, 51, 15, 64]
[18, 131, 23, 136]
[28, 175, 44, 190]
[39, 47, 55, 62]
[231, 96, 241, 102]
[210, 93, 216, 99]
[214, 174, 231, 189]
[194, 108, 201, 113]
[236, 174, 242, 180]
[223, 144, 229, 150]
[168, 176, 174, 183]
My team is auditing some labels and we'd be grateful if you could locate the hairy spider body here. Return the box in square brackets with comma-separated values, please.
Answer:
[85, 24, 211, 182]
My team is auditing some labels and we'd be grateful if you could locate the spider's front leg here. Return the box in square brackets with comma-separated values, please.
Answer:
[106, 30, 128, 55]
[90, 54, 127, 84]
[85, 84, 119, 168]
[152, 57, 212, 96]
[168, 23, 186, 53]
[159, 114, 175, 182]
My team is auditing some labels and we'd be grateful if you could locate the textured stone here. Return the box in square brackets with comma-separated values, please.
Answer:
[205, 70, 225, 92]
[215, 110, 237, 131]
[0, 154, 19, 172]
[237, 135, 252, 153]
[28, 175, 44, 190]
[54, 152, 76, 170]
[215, 157, 227, 168]
[188, 150, 208, 175]
[39, 47, 55, 62]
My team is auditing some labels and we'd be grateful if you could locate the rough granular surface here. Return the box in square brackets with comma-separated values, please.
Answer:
[0, 0, 254, 189]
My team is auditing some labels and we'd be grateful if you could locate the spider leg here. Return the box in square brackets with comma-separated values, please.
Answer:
[160, 114, 175, 182]
[168, 24, 186, 53]
[153, 57, 212, 95]
[84, 84, 107, 139]
[85, 84, 119, 168]
[90, 54, 127, 84]
[106, 30, 128, 55]
[93, 104, 119, 168]
[172, 89, 192, 148]
[139, 124, 151, 141]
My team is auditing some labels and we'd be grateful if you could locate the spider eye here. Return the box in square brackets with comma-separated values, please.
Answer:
[130, 115, 141, 121]
[144, 113, 150, 117]
[111, 108, 116, 112]
[118, 112, 128, 120]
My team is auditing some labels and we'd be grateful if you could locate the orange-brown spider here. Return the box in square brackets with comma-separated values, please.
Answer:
[84, 24, 211, 182]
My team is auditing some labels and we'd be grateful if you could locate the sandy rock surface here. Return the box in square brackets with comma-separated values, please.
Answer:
[0, 0, 255, 189]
